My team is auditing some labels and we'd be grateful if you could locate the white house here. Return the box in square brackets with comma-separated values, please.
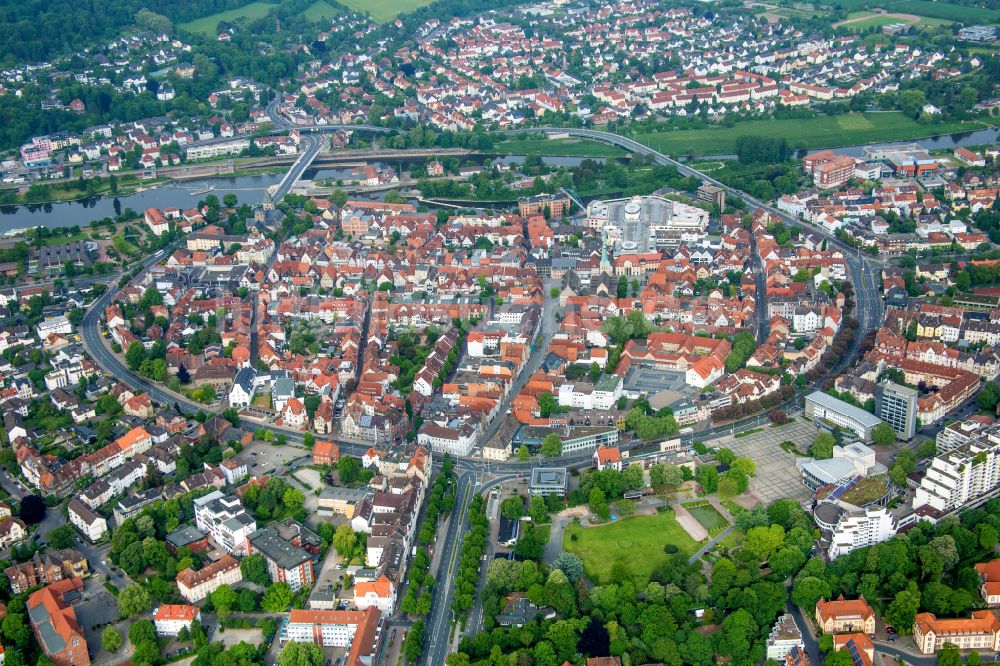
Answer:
[154, 605, 201, 636]
[68, 498, 108, 542]
[0, 516, 27, 549]
[228, 367, 256, 408]
[353, 575, 395, 613]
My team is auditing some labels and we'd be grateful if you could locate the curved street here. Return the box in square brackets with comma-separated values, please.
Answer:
[78, 122, 887, 665]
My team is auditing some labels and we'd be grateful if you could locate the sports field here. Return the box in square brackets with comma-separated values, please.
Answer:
[180, 1, 279, 35]
[835, 10, 951, 29]
[820, 0, 1000, 22]
[687, 504, 729, 533]
[494, 137, 627, 157]
[632, 113, 987, 156]
[563, 510, 699, 584]
[337, 0, 435, 22]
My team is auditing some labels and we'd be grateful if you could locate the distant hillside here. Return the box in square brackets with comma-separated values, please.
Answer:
[0, 0, 254, 64]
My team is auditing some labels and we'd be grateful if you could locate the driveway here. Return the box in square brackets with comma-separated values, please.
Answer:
[543, 506, 589, 565]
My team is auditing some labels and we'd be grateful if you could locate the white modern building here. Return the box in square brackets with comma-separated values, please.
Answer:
[914, 427, 1000, 512]
[557, 374, 622, 411]
[36, 316, 72, 338]
[804, 392, 883, 443]
[765, 614, 804, 661]
[193, 491, 257, 554]
[186, 138, 250, 160]
[815, 500, 898, 560]
[797, 442, 882, 490]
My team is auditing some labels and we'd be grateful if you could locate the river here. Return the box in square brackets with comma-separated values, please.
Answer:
[0, 172, 285, 234]
[3, 128, 995, 233]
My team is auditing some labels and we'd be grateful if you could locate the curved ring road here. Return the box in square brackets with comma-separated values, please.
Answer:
[80, 123, 884, 665]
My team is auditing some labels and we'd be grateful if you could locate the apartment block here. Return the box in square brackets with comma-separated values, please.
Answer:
[193, 491, 257, 554]
[915, 426, 1000, 512]
[175, 554, 243, 603]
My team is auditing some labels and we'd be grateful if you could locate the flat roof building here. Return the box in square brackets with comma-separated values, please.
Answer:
[804, 392, 883, 443]
[875, 382, 918, 441]
[529, 467, 567, 496]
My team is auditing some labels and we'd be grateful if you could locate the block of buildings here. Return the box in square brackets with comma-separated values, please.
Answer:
[913, 611, 1000, 654]
[176, 554, 243, 603]
[193, 490, 257, 554]
[280, 607, 382, 666]
[5, 549, 88, 595]
[914, 426, 1000, 512]
[246, 520, 320, 592]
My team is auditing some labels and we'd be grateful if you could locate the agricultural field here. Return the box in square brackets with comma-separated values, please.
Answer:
[632, 113, 988, 156]
[563, 510, 699, 584]
[179, 1, 278, 35]
[493, 137, 628, 157]
[336, 0, 435, 22]
[302, 0, 340, 21]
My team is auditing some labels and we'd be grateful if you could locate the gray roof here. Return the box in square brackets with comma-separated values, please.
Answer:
[798, 457, 859, 485]
[166, 525, 208, 548]
[530, 467, 567, 488]
[805, 391, 882, 428]
[233, 367, 255, 393]
[29, 603, 66, 654]
[249, 523, 312, 570]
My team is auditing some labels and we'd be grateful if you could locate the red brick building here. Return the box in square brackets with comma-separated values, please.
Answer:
[27, 577, 89, 666]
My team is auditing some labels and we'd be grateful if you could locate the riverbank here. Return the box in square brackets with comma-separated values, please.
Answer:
[0, 174, 172, 207]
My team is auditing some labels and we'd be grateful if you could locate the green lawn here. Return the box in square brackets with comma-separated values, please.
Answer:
[494, 137, 627, 158]
[563, 510, 699, 584]
[632, 113, 989, 156]
[337, 0, 434, 22]
[180, 1, 279, 35]
[302, 0, 340, 21]
[687, 504, 729, 532]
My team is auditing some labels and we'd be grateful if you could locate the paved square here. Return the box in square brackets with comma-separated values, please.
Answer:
[709, 419, 818, 504]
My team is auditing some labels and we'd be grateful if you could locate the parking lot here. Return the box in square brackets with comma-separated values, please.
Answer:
[709, 419, 818, 504]
[308, 537, 352, 606]
[74, 576, 124, 662]
[236, 441, 309, 477]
